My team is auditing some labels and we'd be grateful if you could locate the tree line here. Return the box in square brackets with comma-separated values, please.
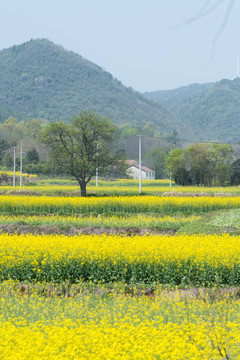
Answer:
[1, 112, 240, 195]
[0, 111, 127, 196]
[166, 143, 240, 187]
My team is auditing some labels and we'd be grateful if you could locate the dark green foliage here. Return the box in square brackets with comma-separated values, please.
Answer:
[229, 158, 240, 185]
[166, 143, 233, 186]
[144, 146, 171, 179]
[0, 39, 176, 135]
[2, 153, 14, 168]
[22, 162, 49, 175]
[0, 139, 10, 161]
[26, 148, 39, 164]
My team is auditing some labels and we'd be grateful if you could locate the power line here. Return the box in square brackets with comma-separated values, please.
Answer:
[142, 135, 240, 146]
[171, 138, 240, 145]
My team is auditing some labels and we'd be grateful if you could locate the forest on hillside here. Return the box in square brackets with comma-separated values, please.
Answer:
[0, 39, 177, 136]
[145, 78, 240, 142]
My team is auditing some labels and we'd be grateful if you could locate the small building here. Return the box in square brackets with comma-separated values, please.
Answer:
[126, 160, 155, 180]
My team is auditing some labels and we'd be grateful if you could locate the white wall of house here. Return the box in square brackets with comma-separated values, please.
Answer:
[145, 171, 155, 179]
[127, 166, 155, 180]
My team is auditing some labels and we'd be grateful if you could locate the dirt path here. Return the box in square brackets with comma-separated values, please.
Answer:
[0, 224, 176, 236]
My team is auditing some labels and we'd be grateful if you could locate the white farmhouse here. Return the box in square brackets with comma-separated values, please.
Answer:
[126, 160, 155, 180]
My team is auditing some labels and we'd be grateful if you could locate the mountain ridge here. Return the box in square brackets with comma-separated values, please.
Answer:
[0, 38, 179, 136]
[1, 38, 239, 143]
[145, 78, 240, 142]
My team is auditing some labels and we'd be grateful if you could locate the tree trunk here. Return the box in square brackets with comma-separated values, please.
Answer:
[80, 181, 87, 197]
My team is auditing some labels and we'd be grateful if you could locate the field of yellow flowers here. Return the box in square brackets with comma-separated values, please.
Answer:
[0, 281, 239, 359]
[0, 232, 239, 286]
[0, 179, 240, 358]
[0, 191, 240, 286]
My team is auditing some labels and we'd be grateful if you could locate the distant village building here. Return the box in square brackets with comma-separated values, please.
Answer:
[126, 160, 155, 180]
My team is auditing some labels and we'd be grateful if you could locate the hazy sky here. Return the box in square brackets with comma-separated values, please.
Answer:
[1, 0, 239, 92]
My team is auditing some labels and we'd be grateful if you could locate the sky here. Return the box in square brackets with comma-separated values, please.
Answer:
[1, 0, 239, 92]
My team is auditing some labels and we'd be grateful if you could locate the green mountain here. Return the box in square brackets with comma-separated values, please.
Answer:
[145, 79, 240, 142]
[145, 82, 214, 103]
[3, 38, 239, 143]
[0, 38, 178, 135]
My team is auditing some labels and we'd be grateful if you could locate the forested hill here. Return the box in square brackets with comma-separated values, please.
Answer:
[145, 82, 214, 103]
[0, 38, 179, 135]
[145, 78, 240, 142]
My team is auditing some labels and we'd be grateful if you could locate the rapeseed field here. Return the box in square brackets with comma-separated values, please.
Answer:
[0, 282, 239, 359]
[1, 194, 240, 215]
[0, 232, 239, 285]
[0, 182, 240, 359]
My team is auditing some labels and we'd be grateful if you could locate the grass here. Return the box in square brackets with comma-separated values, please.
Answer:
[0, 213, 199, 233]
[177, 214, 223, 235]
[209, 208, 240, 228]
[178, 209, 240, 235]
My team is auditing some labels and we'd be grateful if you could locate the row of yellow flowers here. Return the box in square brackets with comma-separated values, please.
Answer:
[1, 184, 240, 196]
[38, 178, 174, 186]
[0, 194, 240, 214]
[0, 214, 199, 229]
[0, 233, 240, 285]
[0, 171, 37, 178]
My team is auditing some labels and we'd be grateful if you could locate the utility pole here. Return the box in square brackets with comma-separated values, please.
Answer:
[13, 147, 16, 187]
[137, 135, 142, 194]
[96, 166, 98, 187]
[169, 148, 172, 187]
[20, 143, 23, 187]
[96, 144, 98, 187]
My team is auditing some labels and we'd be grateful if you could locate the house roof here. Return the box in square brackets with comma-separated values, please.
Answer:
[126, 159, 137, 166]
[128, 164, 155, 173]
